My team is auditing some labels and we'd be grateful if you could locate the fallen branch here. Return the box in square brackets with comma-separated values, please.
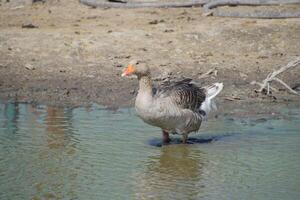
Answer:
[203, 0, 300, 18]
[212, 10, 300, 18]
[251, 57, 300, 95]
[204, 0, 300, 10]
[80, 0, 207, 8]
[224, 95, 241, 101]
[273, 77, 298, 95]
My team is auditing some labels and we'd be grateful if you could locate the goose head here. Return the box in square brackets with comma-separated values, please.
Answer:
[121, 60, 150, 78]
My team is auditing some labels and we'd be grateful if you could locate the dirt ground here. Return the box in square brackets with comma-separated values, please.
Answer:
[0, 0, 300, 108]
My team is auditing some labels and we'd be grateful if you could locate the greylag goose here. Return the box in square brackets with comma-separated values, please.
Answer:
[122, 60, 223, 144]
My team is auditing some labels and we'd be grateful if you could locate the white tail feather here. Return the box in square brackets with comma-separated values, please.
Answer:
[200, 83, 223, 117]
[206, 83, 223, 101]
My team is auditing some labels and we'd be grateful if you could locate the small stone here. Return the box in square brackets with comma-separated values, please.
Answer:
[149, 19, 164, 25]
[115, 64, 123, 68]
[239, 72, 248, 78]
[257, 55, 268, 59]
[130, 89, 135, 94]
[138, 48, 147, 51]
[25, 64, 35, 70]
[254, 118, 267, 123]
[198, 58, 207, 63]
[86, 74, 95, 78]
[22, 23, 39, 29]
[164, 29, 174, 33]
[180, 10, 188, 15]
[0, 64, 6, 68]
[149, 20, 158, 25]
[202, 52, 213, 57]
[65, 90, 70, 96]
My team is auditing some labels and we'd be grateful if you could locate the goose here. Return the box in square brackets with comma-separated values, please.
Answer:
[122, 60, 223, 144]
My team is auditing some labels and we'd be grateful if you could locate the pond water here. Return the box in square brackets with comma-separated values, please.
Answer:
[0, 103, 299, 200]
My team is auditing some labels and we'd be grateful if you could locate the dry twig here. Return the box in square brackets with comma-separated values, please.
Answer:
[198, 68, 217, 79]
[251, 57, 300, 95]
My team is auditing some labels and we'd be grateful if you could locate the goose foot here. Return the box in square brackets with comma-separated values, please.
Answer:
[162, 130, 171, 144]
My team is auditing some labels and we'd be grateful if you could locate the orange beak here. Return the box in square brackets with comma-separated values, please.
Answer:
[121, 64, 135, 77]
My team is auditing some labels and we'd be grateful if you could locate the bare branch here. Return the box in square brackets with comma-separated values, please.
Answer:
[251, 81, 277, 92]
[204, 0, 300, 10]
[203, 0, 300, 19]
[273, 77, 299, 95]
[253, 57, 300, 95]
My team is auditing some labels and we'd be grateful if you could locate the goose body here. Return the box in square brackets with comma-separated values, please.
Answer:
[122, 60, 223, 143]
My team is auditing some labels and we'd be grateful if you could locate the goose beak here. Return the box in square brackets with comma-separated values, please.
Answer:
[121, 64, 135, 77]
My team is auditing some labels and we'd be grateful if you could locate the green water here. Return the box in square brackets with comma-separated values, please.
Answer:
[0, 103, 299, 200]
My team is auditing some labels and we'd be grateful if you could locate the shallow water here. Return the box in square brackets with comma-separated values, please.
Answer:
[0, 103, 299, 200]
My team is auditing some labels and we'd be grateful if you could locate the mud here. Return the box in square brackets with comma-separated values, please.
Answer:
[0, 0, 299, 108]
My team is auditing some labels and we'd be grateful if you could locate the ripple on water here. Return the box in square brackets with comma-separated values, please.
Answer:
[0, 103, 299, 200]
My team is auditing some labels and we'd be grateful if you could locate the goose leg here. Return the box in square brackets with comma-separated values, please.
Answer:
[182, 134, 188, 144]
[162, 130, 171, 143]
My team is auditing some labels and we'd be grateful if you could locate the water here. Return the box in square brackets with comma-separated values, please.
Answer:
[0, 103, 299, 200]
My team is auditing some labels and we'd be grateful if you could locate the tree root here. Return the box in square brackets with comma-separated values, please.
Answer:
[203, 0, 300, 18]
[79, 0, 207, 8]
[251, 57, 300, 96]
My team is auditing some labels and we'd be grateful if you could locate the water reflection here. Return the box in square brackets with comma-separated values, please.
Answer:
[45, 107, 75, 150]
[135, 145, 204, 200]
[27, 105, 78, 200]
[0, 103, 299, 200]
[2, 102, 19, 134]
[35, 106, 78, 200]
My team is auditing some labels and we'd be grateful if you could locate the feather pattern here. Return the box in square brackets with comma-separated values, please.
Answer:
[153, 78, 206, 111]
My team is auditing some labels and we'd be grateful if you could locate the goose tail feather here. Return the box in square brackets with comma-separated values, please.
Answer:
[200, 83, 223, 116]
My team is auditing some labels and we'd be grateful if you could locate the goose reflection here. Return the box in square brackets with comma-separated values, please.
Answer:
[45, 106, 75, 150]
[135, 145, 205, 200]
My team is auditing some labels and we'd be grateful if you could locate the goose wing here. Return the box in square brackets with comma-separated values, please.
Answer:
[153, 78, 206, 110]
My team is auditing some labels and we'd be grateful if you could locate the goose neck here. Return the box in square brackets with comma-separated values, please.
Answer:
[138, 75, 152, 95]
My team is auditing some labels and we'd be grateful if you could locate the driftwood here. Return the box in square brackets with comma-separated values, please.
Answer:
[203, 0, 300, 18]
[204, 0, 300, 10]
[79, 0, 300, 19]
[79, 0, 207, 8]
[211, 10, 300, 18]
[251, 57, 300, 95]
